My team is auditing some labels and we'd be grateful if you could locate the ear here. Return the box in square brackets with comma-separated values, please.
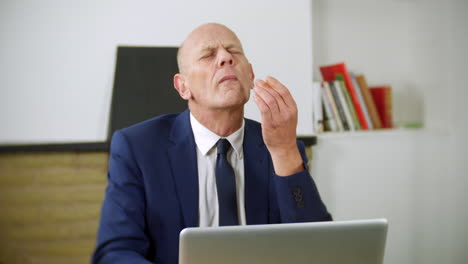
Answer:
[174, 73, 192, 100]
[249, 63, 255, 81]
[249, 63, 255, 88]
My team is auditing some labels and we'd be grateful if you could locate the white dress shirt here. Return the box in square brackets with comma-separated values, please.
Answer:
[190, 113, 246, 227]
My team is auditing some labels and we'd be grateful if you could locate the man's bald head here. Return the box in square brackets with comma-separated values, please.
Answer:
[176, 23, 244, 73]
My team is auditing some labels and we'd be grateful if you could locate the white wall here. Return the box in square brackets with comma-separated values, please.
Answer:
[0, 0, 315, 144]
[441, 1, 468, 263]
[312, 131, 420, 264]
[311, 0, 468, 264]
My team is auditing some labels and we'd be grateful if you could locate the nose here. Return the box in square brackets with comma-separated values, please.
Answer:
[217, 49, 234, 67]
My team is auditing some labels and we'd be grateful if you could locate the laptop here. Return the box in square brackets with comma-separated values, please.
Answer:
[179, 218, 388, 264]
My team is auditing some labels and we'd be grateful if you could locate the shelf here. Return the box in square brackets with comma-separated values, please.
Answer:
[316, 128, 425, 140]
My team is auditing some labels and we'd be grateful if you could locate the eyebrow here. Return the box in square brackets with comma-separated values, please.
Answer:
[199, 45, 216, 54]
[199, 43, 242, 54]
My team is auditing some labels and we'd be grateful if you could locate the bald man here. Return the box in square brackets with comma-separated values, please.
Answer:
[92, 23, 331, 264]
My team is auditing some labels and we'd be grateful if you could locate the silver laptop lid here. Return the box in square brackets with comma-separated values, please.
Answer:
[179, 218, 388, 264]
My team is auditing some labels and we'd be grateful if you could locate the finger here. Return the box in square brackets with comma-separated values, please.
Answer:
[253, 92, 273, 124]
[253, 82, 281, 117]
[255, 79, 288, 111]
[265, 76, 297, 108]
[254, 87, 280, 120]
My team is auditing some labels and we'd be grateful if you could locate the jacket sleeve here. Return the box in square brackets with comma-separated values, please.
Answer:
[272, 140, 332, 223]
[92, 131, 154, 264]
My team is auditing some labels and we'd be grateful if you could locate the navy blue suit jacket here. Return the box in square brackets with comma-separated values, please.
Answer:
[93, 110, 331, 264]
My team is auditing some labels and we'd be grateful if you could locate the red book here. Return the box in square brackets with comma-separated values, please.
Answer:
[369, 86, 393, 129]
[319, 63, 369, 130]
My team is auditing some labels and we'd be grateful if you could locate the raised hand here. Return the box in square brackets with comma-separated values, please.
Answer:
[253, 76, 304, 176]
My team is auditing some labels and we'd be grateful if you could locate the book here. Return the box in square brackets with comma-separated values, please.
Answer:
[322, 82, 343, 131]
[351, 73, 373, 130]
[312, 82, 324, 133]
[355, 74, 383, 129]
[334, 80, 355, 131]
[369, 86, 393, 129]
[335, 75, 361, 130]
[328, 81, 350, 131]
[321, 88, 337, 132]
[319, 62, 370, 129]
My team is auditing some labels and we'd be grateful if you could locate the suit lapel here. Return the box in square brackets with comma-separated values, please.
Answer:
[168, 110, 199, 228]
[243, 120, 270, 225]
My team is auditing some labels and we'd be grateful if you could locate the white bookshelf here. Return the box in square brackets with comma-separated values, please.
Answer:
[310, 0, 468, 263]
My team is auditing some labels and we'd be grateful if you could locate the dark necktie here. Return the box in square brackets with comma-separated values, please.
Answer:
[216, 139, 239, 226]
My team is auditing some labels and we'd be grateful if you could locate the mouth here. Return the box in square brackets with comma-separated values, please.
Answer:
[219, 75, 238, 84]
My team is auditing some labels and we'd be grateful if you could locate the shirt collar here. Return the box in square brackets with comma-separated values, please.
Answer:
[190, 112, 244, 159]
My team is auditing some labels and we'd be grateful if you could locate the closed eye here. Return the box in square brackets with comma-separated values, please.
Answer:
[228, 49, 242, 55]
[200, 52, 214, 59]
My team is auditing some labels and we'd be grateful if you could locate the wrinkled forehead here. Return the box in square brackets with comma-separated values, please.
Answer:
[182, 24, 244, 56]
